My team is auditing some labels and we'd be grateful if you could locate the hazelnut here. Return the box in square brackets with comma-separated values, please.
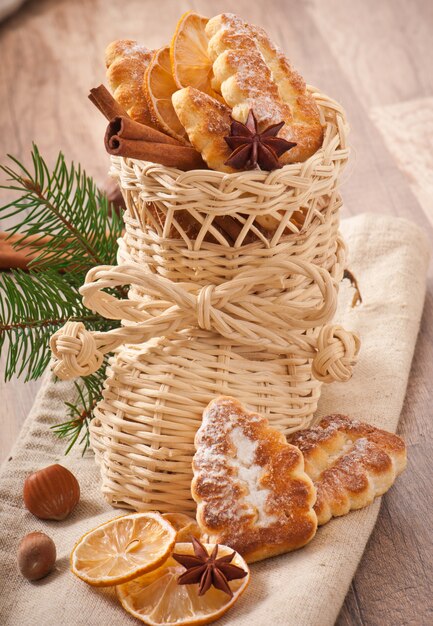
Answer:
[17, 532, 56, 581]
[23, 464, 80, 521]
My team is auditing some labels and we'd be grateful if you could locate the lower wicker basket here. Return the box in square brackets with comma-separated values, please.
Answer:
[50, 88, 360, 513]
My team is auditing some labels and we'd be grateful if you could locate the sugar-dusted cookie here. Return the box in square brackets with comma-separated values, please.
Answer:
[105, 40, 155, 126]
[172, 86, 233, 172]
[192, 396, 318, 563]
[288, 414, 407, 525]
[206, 13, 324, 165]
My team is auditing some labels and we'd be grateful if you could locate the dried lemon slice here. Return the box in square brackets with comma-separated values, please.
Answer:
[170, 11, 222, 101]
[70, 512, 176, 587]
[162, 512, 202, 542]
[144, 45, 189, 144]
[117, 542, 250, 626]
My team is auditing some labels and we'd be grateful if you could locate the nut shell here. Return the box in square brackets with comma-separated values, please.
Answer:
[18, 531, 56, 581]
[23, 464, 80, 521]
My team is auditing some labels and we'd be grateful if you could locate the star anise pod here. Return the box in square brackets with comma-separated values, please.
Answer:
[172, 536, 248, 597]
[224, 109, 296, 171]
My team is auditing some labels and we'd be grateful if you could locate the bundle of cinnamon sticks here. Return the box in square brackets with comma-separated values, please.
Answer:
[89, 85, 205, 170]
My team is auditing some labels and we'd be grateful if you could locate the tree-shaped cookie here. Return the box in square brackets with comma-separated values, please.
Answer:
[192, 396, 318, 563]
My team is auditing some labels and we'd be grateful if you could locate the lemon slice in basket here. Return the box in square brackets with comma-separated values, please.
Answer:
[144, 45, 189, 144]
[162, 512, 202, 542]
[170, 11, 222, 101]
[70, 512, 176, 587]
[117, 542, 250, 625]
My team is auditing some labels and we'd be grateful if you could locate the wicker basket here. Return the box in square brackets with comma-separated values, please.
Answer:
[50, 88, 360, 513]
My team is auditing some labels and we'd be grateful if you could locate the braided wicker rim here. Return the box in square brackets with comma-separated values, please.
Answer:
[111, 87, 349, 250]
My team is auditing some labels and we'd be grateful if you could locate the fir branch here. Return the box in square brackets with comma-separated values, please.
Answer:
[0, 145, 124, 453]
[50, 365, 108, 455]
[0, 144, 123, 273]
[0, 269, 116, 381]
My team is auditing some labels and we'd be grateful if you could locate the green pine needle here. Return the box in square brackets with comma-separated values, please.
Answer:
[0, 145, 125, 453]
[0, 144, 123, 272]
[50, 366, 108, 455]
[0, 269, 113, 381]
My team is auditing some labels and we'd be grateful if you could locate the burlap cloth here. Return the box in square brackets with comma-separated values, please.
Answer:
[0, 213, 429, 626]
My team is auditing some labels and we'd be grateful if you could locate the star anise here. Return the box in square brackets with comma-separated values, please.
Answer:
[224, 109, 296, 171]
[172, 536, 248, 597]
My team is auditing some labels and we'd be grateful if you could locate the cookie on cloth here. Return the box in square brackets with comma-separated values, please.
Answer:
[288, 414, 407, 525]
[191, 396, 318, 563]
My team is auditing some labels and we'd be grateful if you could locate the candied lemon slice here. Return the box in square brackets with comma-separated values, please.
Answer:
[144, 45, 189, 144]
[170, 11, 222, 101]
[70, 512, 176, 587]
[117, 542, 250, 626]
[162, 512, 202, 542]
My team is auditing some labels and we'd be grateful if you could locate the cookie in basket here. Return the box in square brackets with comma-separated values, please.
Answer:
[191, 396, 318, 563]
[102, 13, 328, 243]
[172, 12, 323, 172]
[288, 414, 407, 525]
[105, 39, 155, 126]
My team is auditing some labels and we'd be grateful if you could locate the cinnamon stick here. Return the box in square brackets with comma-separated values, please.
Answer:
[0, 232, 57, 270]
[1, 232, 32, 269]
[106, 116, 182, 147]
[89, 85, 206, 170]
[211, 216, 254, 245]
[105, 137, 206, 170]
[89, 85, 129, 121]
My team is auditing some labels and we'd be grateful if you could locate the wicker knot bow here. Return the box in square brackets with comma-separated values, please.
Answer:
[50, 321, 104, 380]
[312, 324, 361, 383]
[50, 261, 359, 382]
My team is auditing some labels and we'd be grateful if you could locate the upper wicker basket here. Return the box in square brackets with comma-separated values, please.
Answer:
[50, 88, 360, 513]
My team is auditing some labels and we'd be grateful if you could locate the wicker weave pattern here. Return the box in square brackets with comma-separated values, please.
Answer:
[50, 89, 360, 513]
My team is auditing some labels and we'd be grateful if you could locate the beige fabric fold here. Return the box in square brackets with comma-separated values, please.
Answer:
[0, 213, 429, 626]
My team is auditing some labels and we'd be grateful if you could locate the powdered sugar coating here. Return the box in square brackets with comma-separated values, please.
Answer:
[113, 42, 149, 57]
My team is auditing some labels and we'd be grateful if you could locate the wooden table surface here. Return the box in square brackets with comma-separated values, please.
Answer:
[1, 1, 432, 624]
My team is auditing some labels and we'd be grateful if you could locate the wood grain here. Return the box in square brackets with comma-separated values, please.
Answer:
[308, 0, 433, 108]
[0, 1, 432, 624]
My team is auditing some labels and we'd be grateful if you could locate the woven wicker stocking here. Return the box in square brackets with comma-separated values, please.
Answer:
[50, 89, 360, 512]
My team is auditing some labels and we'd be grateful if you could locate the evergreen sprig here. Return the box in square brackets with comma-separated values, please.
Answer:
[1, 144, 122, 273]
[0, 269, 104, 381]
[0, 145, 124, 453]
[50, 364, 109, 455]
